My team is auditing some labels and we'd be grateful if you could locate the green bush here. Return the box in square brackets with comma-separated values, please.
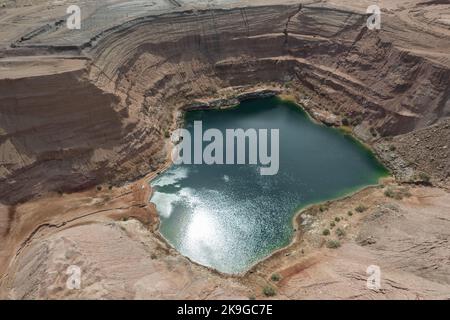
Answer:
[335, 217, 341, 222]
[284, 81, 293, 88]
[418, 172, 431, 184]
[326, 240, 341, 249]
[322, 229, 330, 236]
[384, 187, 395, 198]
[347, 211, 353, 216]
[351, 115, 363, 126]
[384, 187, 412, 200]
[355, 205, 368, 213]
[263, 286, 276, 297]
[335, 228, 346, 238]
[271, 273, 282, 282]
[399, 187, 412, 198]
[342, 118, 349, 126]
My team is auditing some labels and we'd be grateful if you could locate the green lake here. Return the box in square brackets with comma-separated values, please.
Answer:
[150, 97, 388, 274]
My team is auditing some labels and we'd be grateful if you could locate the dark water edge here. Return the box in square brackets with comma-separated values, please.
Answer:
[150, 97, 389, 274]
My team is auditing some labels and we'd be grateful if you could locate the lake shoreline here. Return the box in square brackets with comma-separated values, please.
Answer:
[146, 87, 392, 277]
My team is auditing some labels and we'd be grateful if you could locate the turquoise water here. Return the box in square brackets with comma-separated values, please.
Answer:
[150, 97, 388, 274]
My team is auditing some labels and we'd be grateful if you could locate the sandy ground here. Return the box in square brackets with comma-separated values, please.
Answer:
[246, 183, 450, 299]
[0, 172, 449, 299]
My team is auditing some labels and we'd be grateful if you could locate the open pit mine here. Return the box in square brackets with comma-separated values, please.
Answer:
[0, 0, 449, 300]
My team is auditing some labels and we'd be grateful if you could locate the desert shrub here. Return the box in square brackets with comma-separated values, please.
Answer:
[399, 187, 412, 198]
[263, 286, 276, 297]
[330, 221, 336, 228]
[384, 187, 396, 198]
[96, 185, 102, 191]
[342, 118, 349, 126]
[164, 130, 171, 138]
[322, 229, 330, 236]
[351, 115, 363, 126]
[335, 228, 346, 238]
[326, 240, 341, 249]
[418, 172, 431, 184]
[335, 217, 341, 222]
[389, 145, 396, 151]
[384, 187, 412, 200]
[347, 211, 353, 216]
[355, 205, 368, 213]
[271, 273, 282, 282]
[284, 81, 293, 88]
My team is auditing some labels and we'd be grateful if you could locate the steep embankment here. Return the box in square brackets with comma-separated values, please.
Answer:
[80, 3, 450, 187]
[91, 4, 450, 138]
[3, 4, 449, 205]
[0, 56, 167, 204]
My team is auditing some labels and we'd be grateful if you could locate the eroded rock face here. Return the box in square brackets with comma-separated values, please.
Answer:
[1, 61, 118, 202]
[1, 2, 449, 204]
[0, 57, 168, 204]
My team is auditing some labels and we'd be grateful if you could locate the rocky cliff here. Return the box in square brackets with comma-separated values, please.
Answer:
[1, 2, 449, 204]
